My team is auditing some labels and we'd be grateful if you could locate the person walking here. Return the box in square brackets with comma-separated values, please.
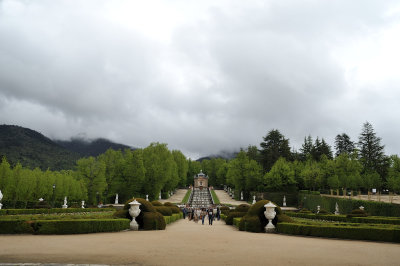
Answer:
[208, 207, 214, 225]
[183, 207, 187, 219]
[216, 206, 221, 221]
[201, 208, 206, 225]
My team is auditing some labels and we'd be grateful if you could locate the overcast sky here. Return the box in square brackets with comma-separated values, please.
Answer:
[1, 0, 400, 159]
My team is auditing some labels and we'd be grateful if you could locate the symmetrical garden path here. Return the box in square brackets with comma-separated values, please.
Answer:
[0, 218, 399, 265]
[214, 189, 248, 205]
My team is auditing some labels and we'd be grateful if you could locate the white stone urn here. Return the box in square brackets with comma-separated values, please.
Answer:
[39, 198, 44, 202]
[81, 200, 85, 209]
[359, 206, 364, 210]
[264, 202, 277, 232]
[129, 199, 141, 231]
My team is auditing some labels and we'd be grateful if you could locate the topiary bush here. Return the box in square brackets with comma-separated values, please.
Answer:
[235, 204, 250, 213]
[142, 212, 166, 230]
[225, 212, 247, 225]
[163, 202, 181, 214]
[299, 208, 312, 213]
[318, 209, 331, 215]
[239, 200, 282, 233]
[346, 209, 368, 218]
[151, 201, 163, 206]
[154, 206, 173, 216]
[220, 206, 230, 216]
[34, 201, 51, 209]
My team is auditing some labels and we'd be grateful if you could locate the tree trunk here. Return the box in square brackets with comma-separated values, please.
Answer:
[368, 191, 371, 200]
[330, 189, 333, 195]
[336, 189, 339, 196]
[358, 190, 361, 199]
[343, 188, 347, 198]
[389, 191, 393, 203]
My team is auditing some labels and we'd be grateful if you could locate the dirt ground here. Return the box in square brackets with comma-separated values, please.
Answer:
[1, 217, 399, 266]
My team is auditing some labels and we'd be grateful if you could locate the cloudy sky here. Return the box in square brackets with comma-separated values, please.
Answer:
[1, 0, 400, 159]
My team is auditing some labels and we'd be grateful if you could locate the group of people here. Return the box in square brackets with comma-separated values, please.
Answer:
[182, 206, 221, 225]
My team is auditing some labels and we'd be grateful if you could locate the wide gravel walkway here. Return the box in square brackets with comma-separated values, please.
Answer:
[1, 218, 399, 265]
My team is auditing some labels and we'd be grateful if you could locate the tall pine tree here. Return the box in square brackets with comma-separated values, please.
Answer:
[259, 129, 291, 172]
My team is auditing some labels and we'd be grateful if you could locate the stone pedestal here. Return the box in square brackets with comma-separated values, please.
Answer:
[252, 195, 256, 204]
[62, 196, 68, 209]
[283, 196, 286, 207]
[264, 202, 277, 232]
[115, 194, 119, 204]
[81, 200, 85, 209]
[129, 199, 141, 231]
[334, 202, 340, 215]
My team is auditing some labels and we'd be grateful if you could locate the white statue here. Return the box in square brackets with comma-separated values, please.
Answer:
[62, 196, 68, 209]
[159, 191, 162, 200]
[334, 202, 340, 215]
[359, 206, 364, 210]
[115, 193, 119, 204]
[252, 195, 256, 204]
[146, 194, 149, 201]
[39, 198, 44, 202]
[0, 190, 3, 209]
[241, 191, 243, 201]
[81, 200, 85, 209]
[317, 205, 320, 214]
[283, 195, 286, 207]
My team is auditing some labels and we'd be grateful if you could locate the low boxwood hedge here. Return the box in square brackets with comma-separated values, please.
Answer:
[164, 213, 183, 224]
[0, 219, 130, 234]
[276, 222, 400, 243]
[285, 212, 400, 225]
[233, 217, 241, 228]
[0, 208, 115, 215]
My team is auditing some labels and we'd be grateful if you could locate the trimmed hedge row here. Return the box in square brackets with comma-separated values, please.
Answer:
[299, 194, 400, 217]
[0, 208, 114, 215]
[286, 212, 400, 225]
[164, 213, 184, 224]
[233, 217, 241, 228]
[276, 222, 400, 243]
[225, 212, 247, 225]
[0, 219, 130, 234]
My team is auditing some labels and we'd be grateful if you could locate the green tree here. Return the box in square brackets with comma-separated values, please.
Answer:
[334, 152, 362, 196]
[122, 149, 146, 201]
[301, 159, 322, 191]
[358, 122, 389, 183]
[335, 133, 355, 157]
[264, 157, 296, 191]
[76, 157, 107, 205]
[172, 150, 189, 187]
[0, 156, 12, 191]
[259, 129, 291, 172]
[187, 159, 201, 186]
[387, 155, 400, 193]
[299, 135, 313, 161]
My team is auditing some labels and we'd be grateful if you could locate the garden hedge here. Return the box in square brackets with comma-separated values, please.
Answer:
[0, 208, 115, 215]
[285, 212, 400, 225]
[299, 194, 400, 217]
[154, 206, 173, 216]
[225, 212, 247, 225]
[239, 200, 282, 233]
[277, 222, 400, 243]
[0, 219, 130, 234]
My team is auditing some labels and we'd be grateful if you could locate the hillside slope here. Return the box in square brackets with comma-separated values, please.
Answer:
[0, 125, 80, 170]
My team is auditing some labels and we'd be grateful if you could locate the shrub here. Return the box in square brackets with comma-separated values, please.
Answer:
[318, 209, 331, 215]
[34, 219, 129, 234]
[233, 217, 241, 228]
[225, 212, 247, 225]
[239, 200, 282, 233]
[151, 201, 163, 206]
[220, 206, 230, 216]
[299, 208, 312, 213]
[35, 201, 51, 209]
[235, 204, 250, 213]
[154, 206, 173, 216]
[277, 214, 294, 223]
[0, 220, 34, 234]
[276, 222, 400, 243]
[163, 203, 181, 214]
[113, 209, 129, 219]
[142, 212, 166, 230]
[347, 209, 368, 218]
[163, 202, 174, 207]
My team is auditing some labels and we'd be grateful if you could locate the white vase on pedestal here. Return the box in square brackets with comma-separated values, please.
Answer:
[264, 202, 277, 232]
[129, 199, 141, 231]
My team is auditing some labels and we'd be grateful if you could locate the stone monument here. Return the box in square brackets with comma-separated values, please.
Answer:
[283, 195, 286, 207]
[62, 196, 68, 209]
[241, 191, 243, 201]
[146, 194, 149, 201]
[252, 195, 256, 204]
[334, 202, 340, 215]
[0, 190, 3, 209]
[81, 200, 85, 208]
[115, 193, 119, 204]
[159, 191, 162, 200]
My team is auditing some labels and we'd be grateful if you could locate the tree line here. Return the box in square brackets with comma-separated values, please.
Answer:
[0, 143, 188, 206]
[197, 122, 400, 199]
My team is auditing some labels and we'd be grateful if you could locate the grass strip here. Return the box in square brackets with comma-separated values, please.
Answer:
[210, 189, 220, 204]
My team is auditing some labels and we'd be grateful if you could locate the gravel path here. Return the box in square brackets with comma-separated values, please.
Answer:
[159, 189, 188, 204]
[1, 218, 399, 265]
[214, 189, 249, 205]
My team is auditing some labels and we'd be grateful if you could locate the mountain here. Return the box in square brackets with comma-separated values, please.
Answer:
[55, 138, 133, 157]
[196, 150, 238, 162]
[0, 125, 80, 170]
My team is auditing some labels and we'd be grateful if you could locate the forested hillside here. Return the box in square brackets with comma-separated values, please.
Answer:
[55, 138, 133, 157]
[0, 125, 80, 170]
